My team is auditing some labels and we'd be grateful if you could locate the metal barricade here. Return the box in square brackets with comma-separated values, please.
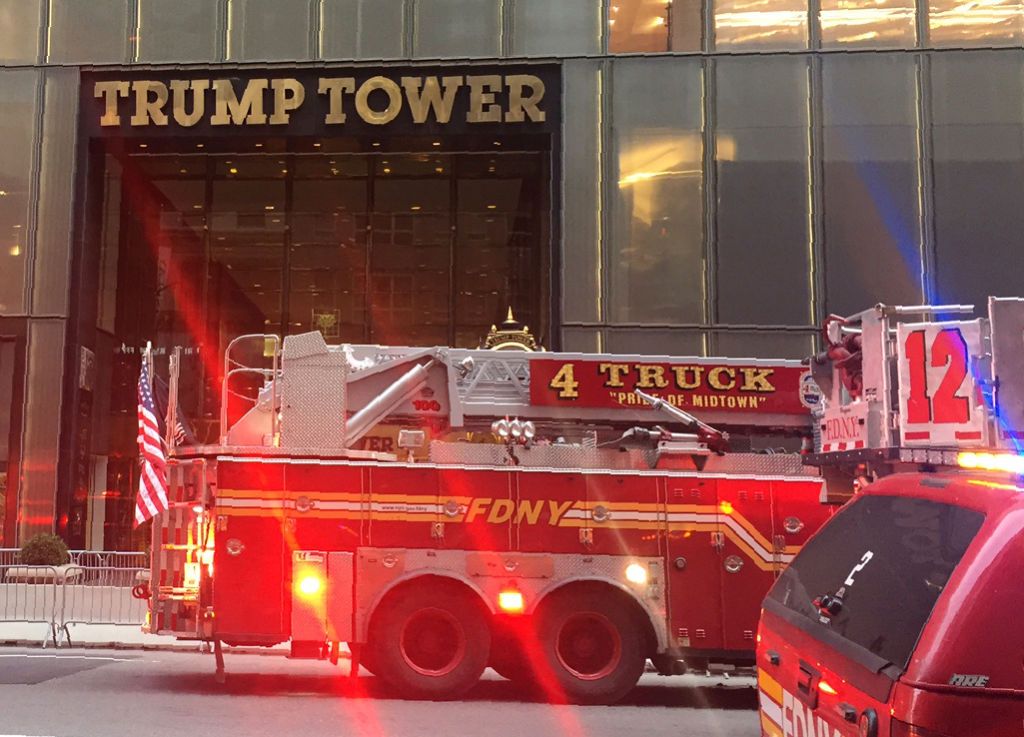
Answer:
[68, 551, 149, 573]
[57, 565, 149, 644]
[0, 564, 61, 646]
[0, 549, 21, 566]
[0, 550, 151, 646]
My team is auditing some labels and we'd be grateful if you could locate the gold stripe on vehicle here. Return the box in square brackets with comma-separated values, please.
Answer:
[759, 670, 784, 704]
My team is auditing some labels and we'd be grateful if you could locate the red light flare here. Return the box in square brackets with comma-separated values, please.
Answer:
[118, 157, 226, 418]
[430, 478, 592, 725]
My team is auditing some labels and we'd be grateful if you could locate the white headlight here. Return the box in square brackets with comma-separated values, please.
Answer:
[625, 563, 648, 585]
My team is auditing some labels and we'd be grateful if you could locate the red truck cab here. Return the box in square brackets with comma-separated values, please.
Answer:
[757, 471, 1024, 737]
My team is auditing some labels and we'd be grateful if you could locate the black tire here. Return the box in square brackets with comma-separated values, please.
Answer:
[352, 642, 379, 676]
[535, 588, 647, 705]
[369, 580, 490, 700]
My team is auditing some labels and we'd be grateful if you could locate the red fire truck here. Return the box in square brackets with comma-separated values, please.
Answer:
[145, 329, 832, 704]
[758, 297, 1024, 736]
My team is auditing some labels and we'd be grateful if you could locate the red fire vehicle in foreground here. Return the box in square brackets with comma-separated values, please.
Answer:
[145, 325, 831, 703]
[758, 298, 1024, 736]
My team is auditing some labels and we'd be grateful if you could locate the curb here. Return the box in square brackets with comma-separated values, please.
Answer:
[0, 639, 293, 656]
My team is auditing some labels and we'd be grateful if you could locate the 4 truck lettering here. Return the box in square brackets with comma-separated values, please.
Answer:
[548, 362, 776, 400]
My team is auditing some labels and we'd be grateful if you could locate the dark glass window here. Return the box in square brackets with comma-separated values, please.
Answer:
[610, 58, 704, 324]
[514, 0, 601, 56]
[99, 148, 549, 445]
[769, 494, 983, 670]
[822, 54, 923, 316]
[47, 0, 130, 63]
[931, 52, 1024, 308]
[715, 56, 811, 326]
[0, 339, 15, 545]
[413, 0, 501, 58]
[562, 60, 601, 325]
[605, 329, 704, 356]
[227, 0, 315, 61]
[371, 175, 451, 346]
[0, 69, 37, 314]
[290, 177, 368, 343]
[0, 0, 42, 64]
[137, 0, 219, 63]
[714, 331, 813, 360]
[322, 0, 404, 59]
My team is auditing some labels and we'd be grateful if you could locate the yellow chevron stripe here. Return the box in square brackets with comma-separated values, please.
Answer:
[759, 670, 784, 704]
[761, 713, 783, 737]
[558, 519, 661, 530]
[596, 501, 665, 512]
[215, 494, 800, 568]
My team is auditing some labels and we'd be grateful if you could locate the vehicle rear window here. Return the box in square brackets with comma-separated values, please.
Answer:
[768, 494, 984, 670]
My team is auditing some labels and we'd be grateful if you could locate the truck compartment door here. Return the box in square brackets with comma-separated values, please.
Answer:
[291, 551, 354, 644]
[665, 478, 723, 651]
[717, 478, 776, 651]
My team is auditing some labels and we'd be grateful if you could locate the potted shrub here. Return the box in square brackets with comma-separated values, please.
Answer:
[5, 533, 79, 582]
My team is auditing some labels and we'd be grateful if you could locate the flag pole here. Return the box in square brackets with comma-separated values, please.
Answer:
[166, 347, 181, 451]
[144, 341, 153, 388]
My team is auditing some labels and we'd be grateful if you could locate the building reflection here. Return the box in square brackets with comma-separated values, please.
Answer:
[607, 0, 1024, 48]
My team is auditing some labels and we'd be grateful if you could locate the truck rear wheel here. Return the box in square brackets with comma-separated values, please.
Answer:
[535, 589, 646, 705]
[369, 580, 490, 700]
[353, 642, 378, 676]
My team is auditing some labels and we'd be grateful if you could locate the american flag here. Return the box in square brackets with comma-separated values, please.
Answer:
[135, 356, 170, 527]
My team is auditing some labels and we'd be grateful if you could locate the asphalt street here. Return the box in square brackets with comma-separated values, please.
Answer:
[0, 647, 759, 737]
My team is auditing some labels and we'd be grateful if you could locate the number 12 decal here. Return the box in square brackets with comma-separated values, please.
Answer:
[904, 328, 971, 425]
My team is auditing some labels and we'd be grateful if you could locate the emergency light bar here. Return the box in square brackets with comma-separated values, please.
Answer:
[957, 451, 1024, 475]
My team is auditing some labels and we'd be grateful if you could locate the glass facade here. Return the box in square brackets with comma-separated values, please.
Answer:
[0, 0, 1022, 546]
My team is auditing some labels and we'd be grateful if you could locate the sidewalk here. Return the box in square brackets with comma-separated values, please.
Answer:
[0, 620, 190, 648]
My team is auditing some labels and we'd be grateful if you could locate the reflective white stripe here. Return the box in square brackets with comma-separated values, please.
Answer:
[667, 512, 780, 564]
[214, 455, 826, 482]
[720, 515, 775, 562]
[143, 462, 169, 508]
[217, 498, 286, 509]
[370, 502, 439, 514]
[139, 439, 165, 462]
[139, 422, 163, 444]
[583, 511, 662, 521]
[760, 690, 783, 727]
[138, 473, 160, 518]
[217, 498, 438, 513]
[306, 500, 361, 511]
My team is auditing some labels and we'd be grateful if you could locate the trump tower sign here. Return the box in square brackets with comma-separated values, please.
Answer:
[83, 65, 560, 138]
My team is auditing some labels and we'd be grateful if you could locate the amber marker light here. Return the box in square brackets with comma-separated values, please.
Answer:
[297, 575, 322, 597]
[818, 679, 838, 695]
[498, 589, 525, 614]
[958, 451, 1024, 475]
